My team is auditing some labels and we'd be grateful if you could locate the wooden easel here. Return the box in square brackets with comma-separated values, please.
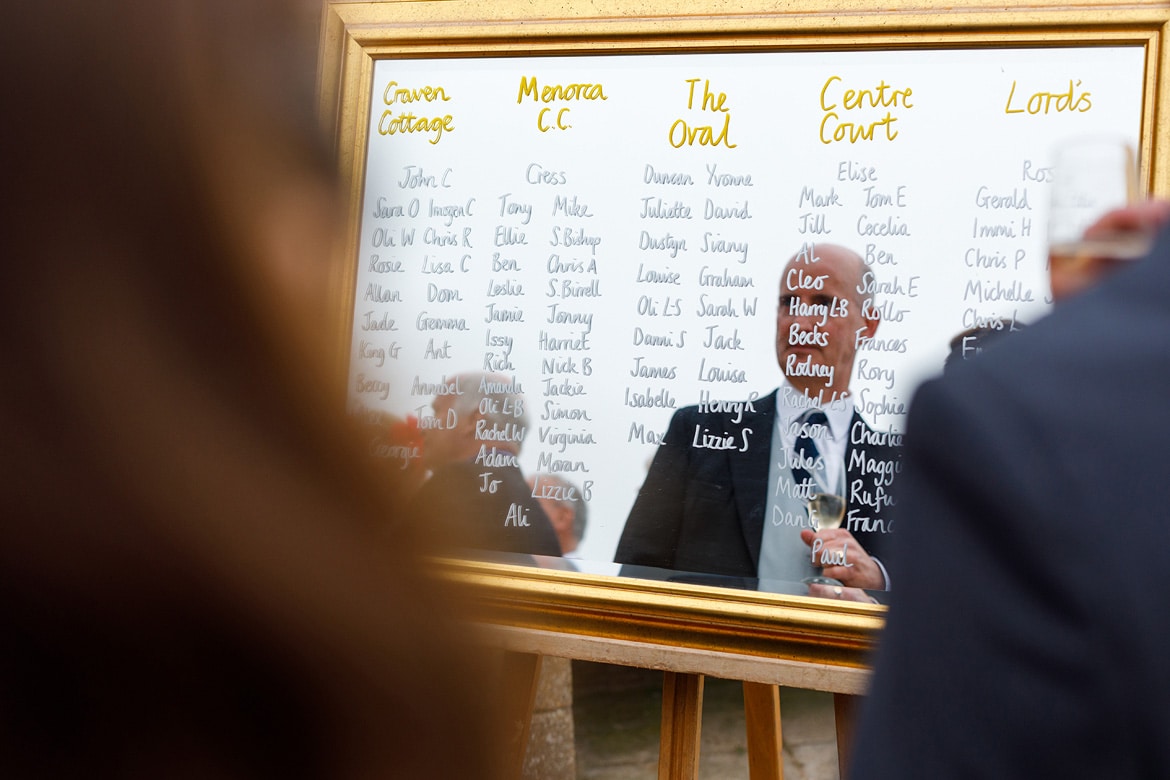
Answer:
[500, 650, 864, 780]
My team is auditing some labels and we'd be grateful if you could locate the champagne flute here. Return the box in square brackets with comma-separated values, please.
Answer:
[1047, 136, 1151, 302]
[802, 491, 847, 588]
[809, 492, 846, 531]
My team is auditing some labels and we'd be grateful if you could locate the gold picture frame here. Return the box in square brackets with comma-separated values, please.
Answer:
[317, 0, 1170, 682]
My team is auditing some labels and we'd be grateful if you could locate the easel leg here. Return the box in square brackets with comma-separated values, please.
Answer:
[659, 671, 704, 780]
[499, 651, 543, 780]
[743, 681, 784, 779]
[833, 693, 861, 780]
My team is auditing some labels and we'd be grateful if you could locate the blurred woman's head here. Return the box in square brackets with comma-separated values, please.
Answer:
[0, 3, 496, 777]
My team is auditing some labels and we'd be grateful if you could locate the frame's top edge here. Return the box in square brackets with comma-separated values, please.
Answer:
[325, 0, 1170, 31]
[322, 0, 1170, 11]
[324, 2, 1170, 54]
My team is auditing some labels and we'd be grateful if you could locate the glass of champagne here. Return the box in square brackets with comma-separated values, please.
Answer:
[809, 492, 846, 531]
[1047, 136, 1151, 302]
[802, 491, 847, 588]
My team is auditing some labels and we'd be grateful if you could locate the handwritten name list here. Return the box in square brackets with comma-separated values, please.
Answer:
[349, 48, 1144, 561]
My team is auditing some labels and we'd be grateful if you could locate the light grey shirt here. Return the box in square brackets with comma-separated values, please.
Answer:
[758, 382, 853, 584]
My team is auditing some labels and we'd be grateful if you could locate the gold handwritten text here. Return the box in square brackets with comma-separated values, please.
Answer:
[669, 78, 737, 149]
[818, 75, 913, 145]
[517, 76, 608, 133]
[1004, 79, 1092, 115]
[379, 80, 454, 144]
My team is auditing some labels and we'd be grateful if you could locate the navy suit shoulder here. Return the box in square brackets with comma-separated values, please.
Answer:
[851, 229, 1170, 778]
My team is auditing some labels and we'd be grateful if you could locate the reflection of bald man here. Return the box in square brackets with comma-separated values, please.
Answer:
[615, 243, 899, 589]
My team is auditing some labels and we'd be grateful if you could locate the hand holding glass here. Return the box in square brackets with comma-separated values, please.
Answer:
[802, 491, 847, 588]
[1047, 137, 1151, 301]
[808, 492, 845, 531]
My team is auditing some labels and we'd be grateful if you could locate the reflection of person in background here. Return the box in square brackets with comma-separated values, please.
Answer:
[0, 1, 497, 777]
[354, 406, 428, 496]
[527, 473, 588, 558]
[943, 318, 1026, 374]
[615, 243, 899, 589]
[407, 371, 561, 557]
[850, 202, 1170, 778]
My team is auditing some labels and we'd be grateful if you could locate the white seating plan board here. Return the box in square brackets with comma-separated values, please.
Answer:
[345, 46, 1145, 562]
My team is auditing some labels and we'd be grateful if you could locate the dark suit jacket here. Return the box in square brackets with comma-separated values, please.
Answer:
[614, 389, 899, 579]
[406, 461, 562, 558]
[850, 227, 1170, 778]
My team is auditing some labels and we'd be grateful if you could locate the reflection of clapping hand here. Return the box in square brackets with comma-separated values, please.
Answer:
[799, 528, 885, 590]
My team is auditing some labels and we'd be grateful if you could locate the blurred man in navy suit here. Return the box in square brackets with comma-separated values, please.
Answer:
[851, 200, 1170, 778]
